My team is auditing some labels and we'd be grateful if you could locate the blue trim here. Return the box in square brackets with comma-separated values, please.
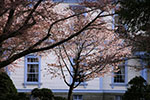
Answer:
[99, 77, 103, 90]
[123, 59, 128, 85]
[140, 59, 147, 81]
[38, 55, 41, 88]
[143, 68, 147, 81]
[23, 82, 42, 86]
[5, 66, 11, 76]
[24, 55, 41, 88]
[24, 56, 27, 88]
[111, 66, 114, 88]
[111, 58, 128, 88]
[18, 89, 126, 94]
[110, 83, 128, 87]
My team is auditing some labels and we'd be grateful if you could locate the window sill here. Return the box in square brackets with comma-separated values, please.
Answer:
[110, 83, 128, 88]
[23, 82, 42, 88]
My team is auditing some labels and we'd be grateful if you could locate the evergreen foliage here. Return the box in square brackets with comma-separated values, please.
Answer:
[117, 0, 150, 33]
[31, 88, 54, 100]
[123, 76, 150, 100]
[0, 72, 18, 100]
[116, 0, 150, 53]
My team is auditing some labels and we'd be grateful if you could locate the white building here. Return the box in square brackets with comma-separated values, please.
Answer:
[8, 51, 149, 100]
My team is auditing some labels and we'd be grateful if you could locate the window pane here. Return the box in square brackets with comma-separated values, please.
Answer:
[27, 58, 38, 62]
[26, 56, 39, 82]
[74, 95, 77, 99]
[27, 74, 38, 82]
[114, 65, 125, 83]
[27, 64, 38, 73]
[73, 95, 83, 100]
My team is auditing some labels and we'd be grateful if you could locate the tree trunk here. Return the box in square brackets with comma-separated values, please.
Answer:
[67, 83, 74, 100]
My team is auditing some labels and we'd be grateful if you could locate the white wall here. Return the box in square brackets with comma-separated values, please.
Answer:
[9, 54, 144, 92]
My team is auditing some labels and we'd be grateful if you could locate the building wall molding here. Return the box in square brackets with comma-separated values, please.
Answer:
[17, 89, 126, 94]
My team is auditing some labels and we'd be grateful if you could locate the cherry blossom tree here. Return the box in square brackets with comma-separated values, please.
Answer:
[48, 4, 130, 99]
[0, 0, 132, 99]
[0, 0, 116, 68]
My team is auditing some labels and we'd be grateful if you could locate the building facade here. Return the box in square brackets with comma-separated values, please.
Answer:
[7, 52, 149, 100]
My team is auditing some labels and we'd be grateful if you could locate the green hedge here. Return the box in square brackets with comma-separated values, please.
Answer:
[123, 76, 150, 100]
[31, 88, 67, 100]
[31, 88, 54, 100]
[0, 72, 18, 100]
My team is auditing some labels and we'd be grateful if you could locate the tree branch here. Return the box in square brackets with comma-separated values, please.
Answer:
[0, 10, 103, 68]
[0, 0, 43, 44]
[58, 46, 73, 78]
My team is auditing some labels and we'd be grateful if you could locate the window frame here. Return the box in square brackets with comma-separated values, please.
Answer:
[114, 64, 126, 83]
[24, 55, 41, 88]
[111, 59, 128, 88]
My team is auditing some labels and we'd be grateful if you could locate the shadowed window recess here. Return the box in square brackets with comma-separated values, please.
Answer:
[73, 95, 83, 100]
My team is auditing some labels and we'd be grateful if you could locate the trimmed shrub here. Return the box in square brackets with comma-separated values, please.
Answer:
[31, 88, 54, 100]
[0, 72, 18, 100]
[123, 76, 150, 100]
